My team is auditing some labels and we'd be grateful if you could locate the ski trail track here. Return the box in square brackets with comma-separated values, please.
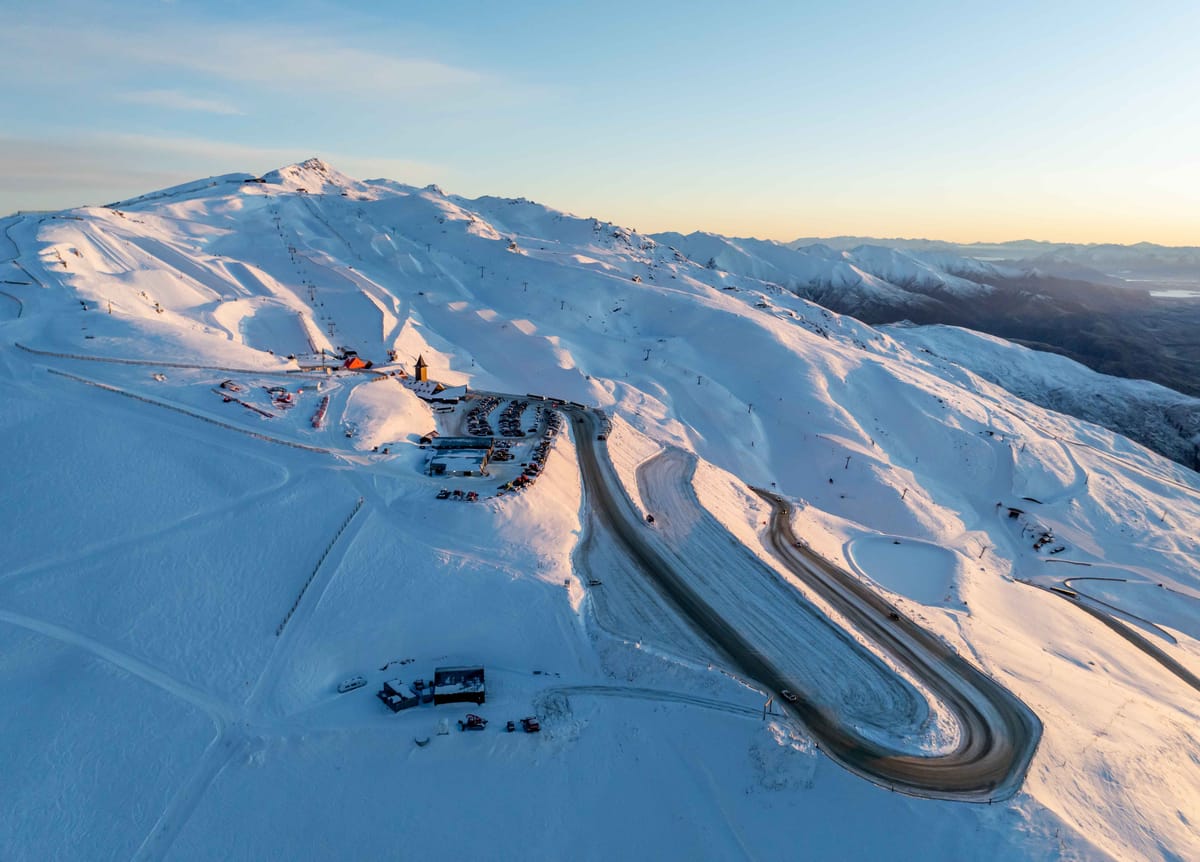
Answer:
[0, 609, 232, 725]
[129, 731, 248, 862]
[246, 498, 368, 715]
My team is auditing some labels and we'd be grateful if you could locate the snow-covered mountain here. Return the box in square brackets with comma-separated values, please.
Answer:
[3, 161, 1200, 861]
[885, 324, 1200, 470]
[665, 230, 1200, 404]
[787, 236, 1200, 284]
[654, 230, 1007, 316]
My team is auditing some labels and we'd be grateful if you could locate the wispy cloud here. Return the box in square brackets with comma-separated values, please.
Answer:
[0, 19, 496, 103]
[115, 89, 244, 115]
[155, 36, 486, 96]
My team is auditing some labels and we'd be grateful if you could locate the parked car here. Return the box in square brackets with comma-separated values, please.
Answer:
[436, 489, 451, 500]
[337, 676, 367, 693]
[780, 689, 798, 704]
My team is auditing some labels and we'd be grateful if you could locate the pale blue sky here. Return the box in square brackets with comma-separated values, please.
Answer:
[3, 0, 1197, 243]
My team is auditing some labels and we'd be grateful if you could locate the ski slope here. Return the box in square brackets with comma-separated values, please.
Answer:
[2, 160, 1200, 860]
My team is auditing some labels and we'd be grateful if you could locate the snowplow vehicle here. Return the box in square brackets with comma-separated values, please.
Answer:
[458, 714, 488, 731]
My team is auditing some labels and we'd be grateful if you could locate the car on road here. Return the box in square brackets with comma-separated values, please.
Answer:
[780, 689, 798, 704]
[337, 675, 367, 693]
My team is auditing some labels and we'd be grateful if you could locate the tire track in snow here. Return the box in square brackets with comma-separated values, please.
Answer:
[0, 290, 22, 318]
[45, 368, 339, 454]
[130, 730, 250, 862]
[0, 608, 232, 724]
[17, 341, 307, 378]
[1, 216, 20, 262]
[0, 461, 293, 588]
[543, 685, 764, 718]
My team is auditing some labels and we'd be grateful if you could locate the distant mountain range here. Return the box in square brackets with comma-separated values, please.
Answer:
[656, 231, 1200, 402]
[785, 236, 1200, 285]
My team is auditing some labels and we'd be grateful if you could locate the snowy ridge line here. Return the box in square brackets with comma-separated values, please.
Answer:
[0, 291, 22, 317]
[15, 342, 304, 377]
[275, 497, 364, 637]
[994, 402, 1200, 497]
[45, 368, 336, 454]
[107, 175, 247, 209]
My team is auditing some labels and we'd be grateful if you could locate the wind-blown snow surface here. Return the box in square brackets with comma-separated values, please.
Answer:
[2, 160, 1200, 860]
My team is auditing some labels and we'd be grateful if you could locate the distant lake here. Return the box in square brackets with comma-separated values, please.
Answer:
[1151, 289, 1200, 299]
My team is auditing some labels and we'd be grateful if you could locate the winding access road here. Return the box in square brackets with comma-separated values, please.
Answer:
[1045, 580, 1200, 693]
[565, 407, 1041, 800]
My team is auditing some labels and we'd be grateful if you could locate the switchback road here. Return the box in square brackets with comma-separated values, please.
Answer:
[566, 406, 1041, 801]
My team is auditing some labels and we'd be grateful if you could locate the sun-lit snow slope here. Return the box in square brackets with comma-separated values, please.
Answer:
[3, 160, 1200, 860]
[884, 322, 1200, 469]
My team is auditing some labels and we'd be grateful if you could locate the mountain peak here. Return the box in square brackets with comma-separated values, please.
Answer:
[262, 158, 362, 194]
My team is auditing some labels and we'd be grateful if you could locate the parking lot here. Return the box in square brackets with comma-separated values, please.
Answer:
[430, 393, 566, 502]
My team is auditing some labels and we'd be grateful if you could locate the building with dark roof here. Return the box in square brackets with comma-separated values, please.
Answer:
[433, 666, 485, 706]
